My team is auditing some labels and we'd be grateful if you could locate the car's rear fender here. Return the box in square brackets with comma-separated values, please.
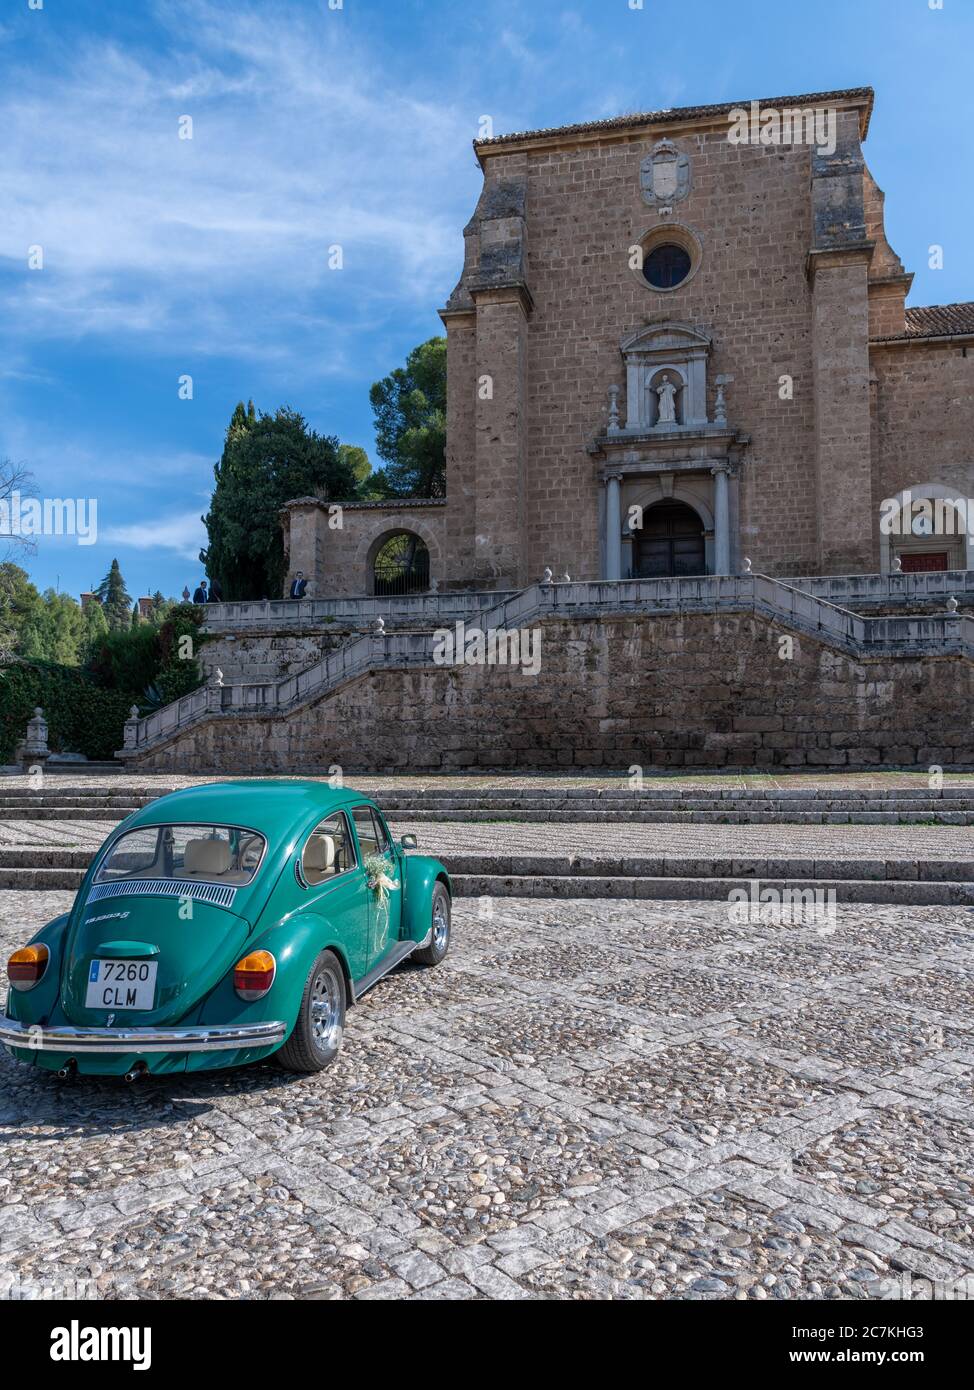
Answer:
[401, 856, 451, 944]
[3, 914, 71, 1026]
[197, 910, 353, 1033]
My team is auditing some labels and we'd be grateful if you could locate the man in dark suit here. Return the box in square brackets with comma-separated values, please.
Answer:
[289, 571, 308, 599]
[192, 580, 208, 604]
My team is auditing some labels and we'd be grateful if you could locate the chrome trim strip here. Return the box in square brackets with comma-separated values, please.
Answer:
[0, 1018, 286, 1054]
[88, 879, 237, 909]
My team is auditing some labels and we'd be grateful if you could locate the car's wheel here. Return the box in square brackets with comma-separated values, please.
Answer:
[413, 882, 451, 967]
[277, 950, 346, 1073]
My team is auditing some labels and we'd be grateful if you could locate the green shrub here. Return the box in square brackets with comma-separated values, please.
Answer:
[155, 604, 208, 703]
[0, 662, 138, 763]
[85, 624, 161, 694]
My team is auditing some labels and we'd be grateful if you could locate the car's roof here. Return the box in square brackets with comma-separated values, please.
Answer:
[126, 780, 373, 840]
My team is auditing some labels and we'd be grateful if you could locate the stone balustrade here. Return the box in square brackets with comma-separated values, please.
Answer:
[122, 573, 974, 759]
[201, 570, 974, 634]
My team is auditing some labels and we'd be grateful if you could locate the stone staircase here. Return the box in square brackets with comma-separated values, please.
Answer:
[2, 843, 971, 905]
[373, 786, 974, 825]
[121, 573, 974, 761]
[0, 783, 972, 824]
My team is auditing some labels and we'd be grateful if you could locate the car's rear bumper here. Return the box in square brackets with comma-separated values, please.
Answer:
[0, 1018, 287, 1054]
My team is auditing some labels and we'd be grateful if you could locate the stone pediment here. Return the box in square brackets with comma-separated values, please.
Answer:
[619, 322, 712, 357]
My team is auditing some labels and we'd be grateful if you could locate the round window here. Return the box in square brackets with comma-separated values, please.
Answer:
[642, 243, 692, 290]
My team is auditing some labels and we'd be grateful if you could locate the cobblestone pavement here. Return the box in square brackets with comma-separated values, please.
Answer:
[1, 819, 973, 863]
[1, 891, 972, 1300]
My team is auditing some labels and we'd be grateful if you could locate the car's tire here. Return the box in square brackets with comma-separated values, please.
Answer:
[413, 882, 451, 967]
[276, 949, 346, 1073]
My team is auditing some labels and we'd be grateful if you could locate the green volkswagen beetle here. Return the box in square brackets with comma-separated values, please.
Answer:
[0, 781, 451, 1078]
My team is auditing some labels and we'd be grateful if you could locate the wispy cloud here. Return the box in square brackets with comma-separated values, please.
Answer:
[0, 0, 473, 365]
[101, 509, 207, 563]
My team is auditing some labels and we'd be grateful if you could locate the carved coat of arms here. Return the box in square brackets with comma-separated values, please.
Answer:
[640, 139, 691, 207]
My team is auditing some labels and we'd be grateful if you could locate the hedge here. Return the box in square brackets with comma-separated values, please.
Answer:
[0, 662, 138, 763]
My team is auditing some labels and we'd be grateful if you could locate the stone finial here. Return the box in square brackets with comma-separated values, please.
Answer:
[891, 556, 903, 573]
[561, 572, 571, 584]
[741, 557, 753, 574]
[429, 576, 439, 594]
[372, 617, 386, 636]
[946, 595, 959, 615]
[542, 567, 553, 585]
[122, 706, 141, 751]
[24, 707, 49, 758]
[607, 384, 621, 434]
[213, 668, 225, 687]
[713, 380, 728, 425]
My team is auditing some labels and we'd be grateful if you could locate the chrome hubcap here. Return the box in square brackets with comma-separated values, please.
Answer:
[432, 898, 449, 952]
[309, 969, 341, 1050]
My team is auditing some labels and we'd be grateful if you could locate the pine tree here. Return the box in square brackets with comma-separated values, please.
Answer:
[80, 600, 109, 662]
[95, 559, 133, 633]
[200, 402, 355, 599]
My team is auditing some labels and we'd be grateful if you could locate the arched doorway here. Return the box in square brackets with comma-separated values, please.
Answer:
[372, 531, 430, 595]
[633, 500, 706, 578]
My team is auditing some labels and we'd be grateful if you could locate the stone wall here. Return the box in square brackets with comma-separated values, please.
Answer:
[870, 339, 974, 568]
[134, 610, 973, 773]
[282, 498, 447, 598]
[201, 632, 346, 686]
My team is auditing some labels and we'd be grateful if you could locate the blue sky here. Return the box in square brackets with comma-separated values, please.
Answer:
[1, 0, 971, 602]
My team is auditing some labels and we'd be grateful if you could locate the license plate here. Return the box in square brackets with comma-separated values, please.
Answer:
[85, 959, 158, 1011]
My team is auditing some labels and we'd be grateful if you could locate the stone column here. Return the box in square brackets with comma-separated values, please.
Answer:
[712, 465, 731, 575]
[807, 110, 875, 573]
[471, 287, 530, 587]
[604, 473, 623, 581]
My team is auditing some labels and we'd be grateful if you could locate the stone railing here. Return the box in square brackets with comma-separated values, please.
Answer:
[202, 590, 519, 633]
[786, 569, 974, 607]
[202, 570, 974, 634]
[122, 574, 974, 756]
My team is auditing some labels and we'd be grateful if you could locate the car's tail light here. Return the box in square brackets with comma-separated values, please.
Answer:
[7, 944, 49, 991]
[233, 950, 276, 1000]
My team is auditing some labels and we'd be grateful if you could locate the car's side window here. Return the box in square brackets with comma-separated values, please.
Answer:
[351, 805, 380, 860]
[371, 808, 392, 856]
[300, 811, 355, 887]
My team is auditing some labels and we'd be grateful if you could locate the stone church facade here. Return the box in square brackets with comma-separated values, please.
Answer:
[284, 86, 974, 597]
[121, 87, 974, 772]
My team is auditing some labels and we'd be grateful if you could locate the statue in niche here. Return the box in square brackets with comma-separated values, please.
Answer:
[655, 374, 678, 426]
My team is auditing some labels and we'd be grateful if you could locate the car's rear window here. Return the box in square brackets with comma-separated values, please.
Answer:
[95, 824, 266, 886]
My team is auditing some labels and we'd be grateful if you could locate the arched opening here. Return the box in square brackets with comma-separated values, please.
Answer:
[633, 500, 706, 578]
[880, 485, 972, 573]
[371, 531, 430, 596]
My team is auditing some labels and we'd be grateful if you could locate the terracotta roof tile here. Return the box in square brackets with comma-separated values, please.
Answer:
[899, 303, 974, 339]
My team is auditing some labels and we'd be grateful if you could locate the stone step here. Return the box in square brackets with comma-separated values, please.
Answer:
[1, 846, 969, 883]
[0, 808, 142, 822]
[376, 798, 974, 813]
[0, 806, 972, 826]
[450, 875, 974, 907]
[1, 783, 973, 802]
[392, 809, 974, 825]
[2, 863, 970, 905]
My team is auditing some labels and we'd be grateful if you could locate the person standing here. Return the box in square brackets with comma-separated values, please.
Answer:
[289, 571, 308, 599]
[192, 579, 208, 604]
